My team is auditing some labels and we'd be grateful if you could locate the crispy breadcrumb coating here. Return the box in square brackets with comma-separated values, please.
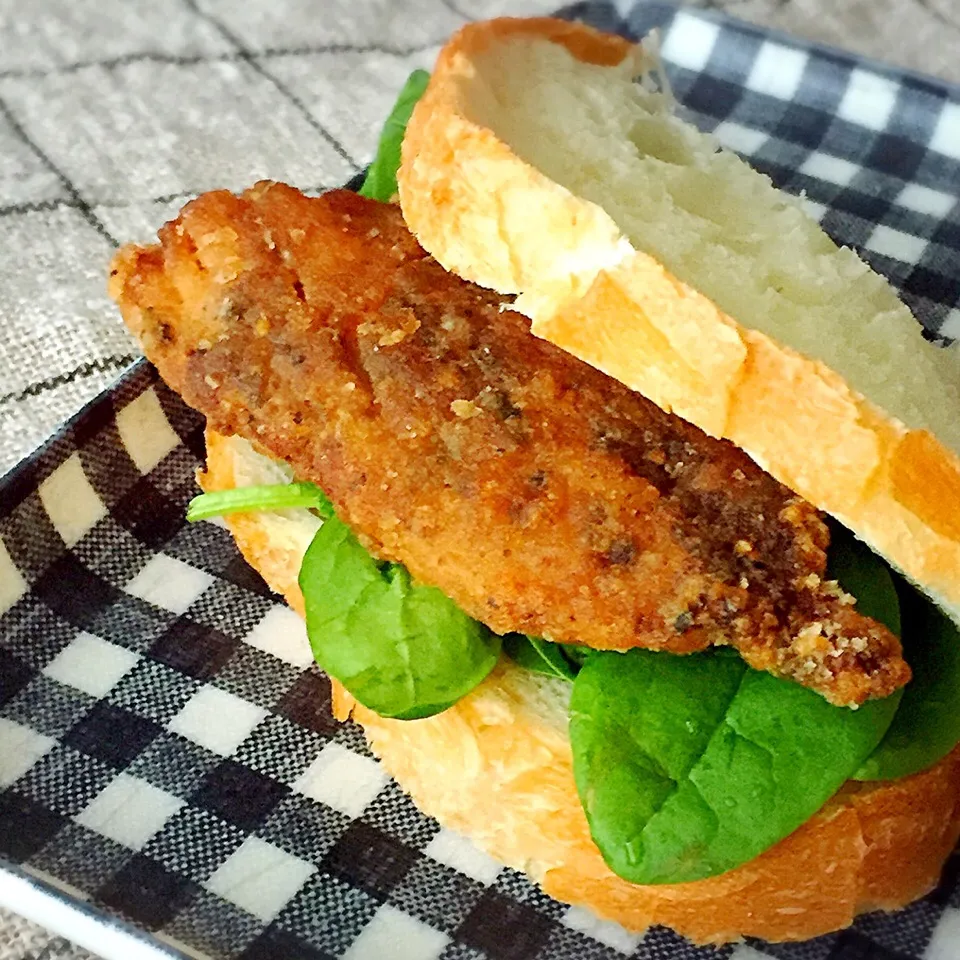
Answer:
[109, 184, 909, 705]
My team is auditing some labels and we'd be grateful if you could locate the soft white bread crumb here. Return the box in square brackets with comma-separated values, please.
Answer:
[398, 17, 960, 624]
[464, 37, 960, 455]
[201, 429, 960, 945]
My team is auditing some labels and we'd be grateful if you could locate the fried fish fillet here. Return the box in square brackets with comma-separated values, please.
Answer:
[109, 184, 909, 705]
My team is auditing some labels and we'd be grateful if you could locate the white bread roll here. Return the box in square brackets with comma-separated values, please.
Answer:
[200, 429, 960, 945]
[397, 17, 960, 625]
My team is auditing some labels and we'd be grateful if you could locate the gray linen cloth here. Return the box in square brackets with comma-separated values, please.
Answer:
[0, 0, 958, 957]
[1, 0, 959, 477]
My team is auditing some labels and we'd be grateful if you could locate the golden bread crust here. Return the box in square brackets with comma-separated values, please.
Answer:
[201, 428, 960, 944]
[397, 17, 960, 624]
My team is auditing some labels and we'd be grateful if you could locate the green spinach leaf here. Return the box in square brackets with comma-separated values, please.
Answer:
[570, 648, 900, 883]
[503, 636, 579, 681]
[299, 514, 501, 719]
[825, 521, 900, 637]
[569, 523, 903, 884]
[359, 69, 430, 203]
[561, 644, 594, 669]
[187, 482, 334, 522]
[829, 524, 960, 781]
[855, 581, 960, 780]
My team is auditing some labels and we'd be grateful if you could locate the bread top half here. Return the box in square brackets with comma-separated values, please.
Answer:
[398, 16, 960, 623]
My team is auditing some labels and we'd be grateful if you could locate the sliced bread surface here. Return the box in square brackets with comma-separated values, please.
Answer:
[398, 17, 960, 622]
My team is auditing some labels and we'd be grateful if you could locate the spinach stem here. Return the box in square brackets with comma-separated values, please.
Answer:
[187, 482, 334, 522]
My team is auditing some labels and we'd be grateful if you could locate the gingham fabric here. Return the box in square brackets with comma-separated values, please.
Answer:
[1, 2, 960, 960]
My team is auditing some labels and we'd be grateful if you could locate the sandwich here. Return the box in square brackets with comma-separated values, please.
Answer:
[107, 18, 960, 945]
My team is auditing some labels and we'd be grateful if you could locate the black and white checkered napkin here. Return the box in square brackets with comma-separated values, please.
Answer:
[2, 3, 960, 959]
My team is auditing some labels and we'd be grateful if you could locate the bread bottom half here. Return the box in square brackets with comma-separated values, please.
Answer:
[201, 428, 960, 944]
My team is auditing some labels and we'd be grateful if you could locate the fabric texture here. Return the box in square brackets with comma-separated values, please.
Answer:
[1, 2, 960, 960]
[0, 907, 97, 960]
[2, 0, 960, 477]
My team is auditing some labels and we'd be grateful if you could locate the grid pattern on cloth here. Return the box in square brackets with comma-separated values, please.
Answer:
[2, 0, 959, 478]
[1, 2, 960, 959]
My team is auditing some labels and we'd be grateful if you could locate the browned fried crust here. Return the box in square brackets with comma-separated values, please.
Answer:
[108, 184, 909, 705]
